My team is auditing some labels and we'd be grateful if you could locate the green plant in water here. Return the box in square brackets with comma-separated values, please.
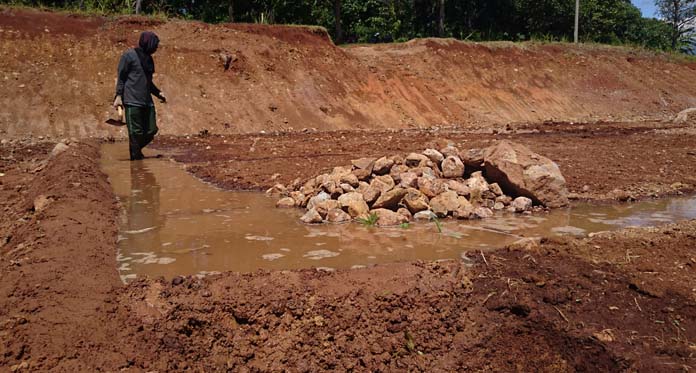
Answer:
[400, 222, 410, 229]
[357, 212, 378, 227]
[432, 214, 442, 233]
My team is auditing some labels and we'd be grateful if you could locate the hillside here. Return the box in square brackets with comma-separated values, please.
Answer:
[1, 7, 696, 138]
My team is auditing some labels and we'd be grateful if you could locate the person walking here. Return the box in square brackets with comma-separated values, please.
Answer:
[113, 31, 166, 160]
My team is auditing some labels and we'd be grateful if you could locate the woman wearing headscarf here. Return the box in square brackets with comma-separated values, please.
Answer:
[113, 31, 167, 160]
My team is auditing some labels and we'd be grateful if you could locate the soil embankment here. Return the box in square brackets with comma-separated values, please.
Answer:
[2, 7, 696, 138]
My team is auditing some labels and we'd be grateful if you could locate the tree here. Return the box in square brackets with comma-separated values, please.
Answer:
[228, 0, 234, 22]
[656, 0, 696, 49]
[437, 0, 445, 36]
[334, 0, 343, 43]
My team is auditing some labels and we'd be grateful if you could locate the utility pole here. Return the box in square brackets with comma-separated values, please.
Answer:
[574, 0, 579, 43]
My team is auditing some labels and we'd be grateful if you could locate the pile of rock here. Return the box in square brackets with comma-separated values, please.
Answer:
[269, 140, 568, 226]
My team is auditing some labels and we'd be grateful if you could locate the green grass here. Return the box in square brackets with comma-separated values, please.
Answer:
[357, 212, 378, 227]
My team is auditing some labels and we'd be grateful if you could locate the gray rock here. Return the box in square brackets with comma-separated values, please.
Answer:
[307, 191, 331, 210]
[511, 196, 533, 213]
[50, 142, 69, 157]
[372, 187, 407, 210]
[373, 157, 394, 175]
[423, 148, 444, 163]
[414, 210, 435, 221]
[460, 148, 485, 169]
[440, 145, 460, 158]
[418, 177, 447, 199]
[338, 192, 370, 218]
[351, 157, 376, 173]
[300, 208, 323, 224]
[403, 189, 430, 214]
[441, 155, 465, 178]
[370, 174, 395, 193]
[399, 172, 418, 188]
[430, 190, 459, 217]
[472, 207, 494, 219]
[326, 208, 352, 223]
[276, 197, 296, 208]
[446, 180, 470, 196]
[372, 208, 409, 227]
[405, 153, 430, 167]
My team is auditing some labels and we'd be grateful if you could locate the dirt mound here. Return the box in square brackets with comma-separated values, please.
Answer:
[2, 8, 696, 139]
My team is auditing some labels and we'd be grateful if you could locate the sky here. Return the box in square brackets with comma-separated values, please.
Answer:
[631, 0, 658, 18]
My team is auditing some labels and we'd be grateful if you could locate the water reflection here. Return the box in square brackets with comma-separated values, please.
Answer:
[100, 142, 696, 283]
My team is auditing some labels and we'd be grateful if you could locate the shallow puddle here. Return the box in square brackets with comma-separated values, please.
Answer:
[101, 142, 696, 282]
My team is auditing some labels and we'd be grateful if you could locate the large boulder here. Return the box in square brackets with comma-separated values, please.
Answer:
[441, 156, 465, 178]
[483, 140, 569, 208]
[446, 180, 470, 196]
[314, 199, 342, 218]
[307, 191, 331, 210]
[372, 187, 408, 210]
[399, 172, 418, 188]
[338, 192, 370, 218]
[372, 209, 409, 227]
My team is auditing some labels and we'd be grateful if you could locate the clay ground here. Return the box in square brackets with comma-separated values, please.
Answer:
[1, 7, 696, 373]
[2, 122, 696, 371]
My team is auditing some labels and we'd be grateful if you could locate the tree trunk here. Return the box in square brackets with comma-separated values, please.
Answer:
[437, 0, 445, 37]
[228, 0, 235, 22]
[135, 0, 142, 14]
[334, 0, 343, 44]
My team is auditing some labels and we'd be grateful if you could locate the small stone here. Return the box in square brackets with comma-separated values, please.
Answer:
[389, 164, 410, 182]
[399, 172, 418, 188]
[397, 208, 412, 221]
[414, 210, 435, 220]
[340, 183, 355, 193]
[370, 174, 395, 193]
[430, 191, 459, 217]
[405, 153, 430, 167]
[307, 191, 330, 210]
[441, 155, 465, 178]
[440, 145, 460, 158]
[417, 177, 447, 199]
[326, 208, 352, 223]
[372, 208, 409, 227]
[422, 148, 444, 163]
[338, 192, 370, 218]
[495, 195, 512, 205]
[276, 197, 296, 208]
[511, 196, 533, 212]
[50, 142, 69, 157]
[489, 183, 504, 196]
[33, 195, 53, 213]
[493, 202, 505, 210]
[300, 208, 323, 224]
[171, 276, 184, 286]
[352, 168, 371, 181]
[446, 180, 470, 196]
[314, 199, 342, 218]
[373, 157, 394, 175]
[472, 207, 493, 219]
[266, 183, 288, 196]
[351, 157, 376, 173]
[372, 187, 408, 210]
[289, 191, 306, 207]
[403, 189, 430, 214]
[362, 186, 381, 204]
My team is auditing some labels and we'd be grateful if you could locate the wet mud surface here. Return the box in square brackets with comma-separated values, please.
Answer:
[1, 130, 695, 371]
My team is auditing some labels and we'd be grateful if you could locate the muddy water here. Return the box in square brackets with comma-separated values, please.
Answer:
[100, 143, 696, 282]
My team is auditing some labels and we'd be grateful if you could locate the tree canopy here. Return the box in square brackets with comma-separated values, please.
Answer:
[6, 0, 690, 52]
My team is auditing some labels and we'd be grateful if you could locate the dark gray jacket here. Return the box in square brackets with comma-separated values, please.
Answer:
[115, 49, 161, 107]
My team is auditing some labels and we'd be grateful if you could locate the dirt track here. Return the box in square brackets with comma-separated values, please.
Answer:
[2, 7, 696, 372]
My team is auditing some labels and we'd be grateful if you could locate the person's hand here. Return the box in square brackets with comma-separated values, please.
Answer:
[158, 92, 167, 103]
[113, 95, 123, 109]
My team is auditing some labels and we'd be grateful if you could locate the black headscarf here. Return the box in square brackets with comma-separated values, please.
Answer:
[134, 31, 159, 78]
